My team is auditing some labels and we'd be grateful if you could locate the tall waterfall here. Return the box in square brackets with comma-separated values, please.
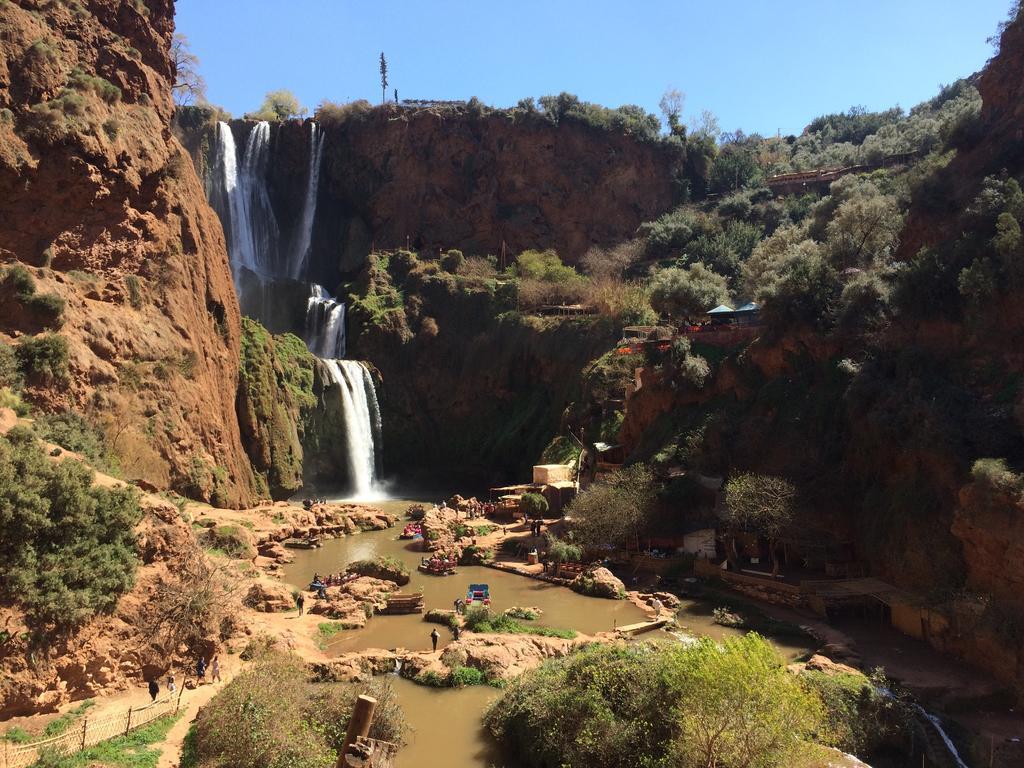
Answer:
[210, 119, 384, 497]
[306, 283, 346, 358]
[321, 360, 381, 497]
[291, 123, 325, 280]
[218, 121, 279, 278]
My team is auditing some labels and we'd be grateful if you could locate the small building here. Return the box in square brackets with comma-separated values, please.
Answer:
[707, 302, 761, 326]
[533, 464, 573, 484]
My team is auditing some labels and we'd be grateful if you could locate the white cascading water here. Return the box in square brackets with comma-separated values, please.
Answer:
[212, 120, 384, 497]
[290, 123, 325, 280]
[322, 360, 380, 497]
[305, 283, 346, 358]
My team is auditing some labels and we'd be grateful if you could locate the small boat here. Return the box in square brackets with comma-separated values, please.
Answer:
[466, 583, 490, 606]
[418, 556, 457, 576]
[283, 536, 322, 549]
[399, 523, 423, 540]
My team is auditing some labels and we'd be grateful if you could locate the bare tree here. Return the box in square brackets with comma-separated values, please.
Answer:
[659, 87, 685, 135]
[171, 33, 206, 107]
[379, 52, 388, 105]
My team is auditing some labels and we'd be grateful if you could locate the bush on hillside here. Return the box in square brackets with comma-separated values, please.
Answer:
[16, 333, 69, 385]
[34, 411, 113, 469]
[182, 652, 406, 768]
[0, 427, 141, 634]
[201, 524, 256, 559]
[485, 636, 823, 768]
[649, 262, 729, 321]
[440, 249, 465, 273]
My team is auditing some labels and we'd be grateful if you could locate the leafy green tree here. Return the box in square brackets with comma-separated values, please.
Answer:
[649, 262, 729, 321]
[248, 90, 306, 122]
[720, 472, 796, 575]
[825, 191, 903, 270]
[709, 143, 761, 193]
[543, 534, 582, 577]
[520, 492, 548, 519]
[485, 635, 823, 768]
[0, 427, 141, 633]
[760, 249, 840, 332]
[669, 634, 822, 767]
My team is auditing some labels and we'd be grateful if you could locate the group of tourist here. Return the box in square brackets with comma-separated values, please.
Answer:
[528, 519, 544, 537]
[301, 497, 328, 509]
[146, 654, 221, 703]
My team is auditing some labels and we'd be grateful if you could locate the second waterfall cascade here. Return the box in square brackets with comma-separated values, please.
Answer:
[211, 119, 383, 497]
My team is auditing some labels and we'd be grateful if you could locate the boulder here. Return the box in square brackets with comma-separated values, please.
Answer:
[346, 557, 410, 586]
[243, 581, 296, 613]
[571, 567, 627, 599]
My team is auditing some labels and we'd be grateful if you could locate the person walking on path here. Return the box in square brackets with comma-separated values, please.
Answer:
[211, 655, 221, 683]
[452, 624, 461, 641]
[296, 592, 305, 616]
[430, 628, 440, 651]
[196, 656, 207, 684]
[148, 678, 159, 702]
[167, 673, 176, 695]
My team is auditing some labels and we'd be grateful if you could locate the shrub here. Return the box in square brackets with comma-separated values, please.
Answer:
[125, 275, 143, 308]
[0, 427, 141, 633]
[0, 344, 21, 389]
[315, 99, 373, 128]
[16, 333, 69, 385]
[440, 249, 465, 273]
[183, 652, 406, 768]
[201, 524, 256, 559]
[486, 636, 822, 768]
[971, 458, 1024, 498]
[520, 492, 548, 519]
[34, 411, 110, 467]
[450, 665, 486, 687]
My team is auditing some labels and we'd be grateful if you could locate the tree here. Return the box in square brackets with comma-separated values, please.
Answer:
[543, 534, 582, 577]
[688, 109, 720, 142]
[171, 33, 206, 107]
[649, 262, 729, 321]
[520, 492, 548, 519]
[0, 427, 142, 634]
[659, 88, 685, 136]
[248, 90, 306, 122]
[824, 191, 903, 270]
[720, 473, 796, 576]
[566, 465, 655, 551]
[670, 634, 822, 768]
[379, 52, 388, 105]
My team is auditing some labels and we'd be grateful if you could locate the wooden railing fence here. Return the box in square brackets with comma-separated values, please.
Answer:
[2, 691, 182, 768]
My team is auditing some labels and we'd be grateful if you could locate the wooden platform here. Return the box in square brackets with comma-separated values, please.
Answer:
[616, 617, 669, 636]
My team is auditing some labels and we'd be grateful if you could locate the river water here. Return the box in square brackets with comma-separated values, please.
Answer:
[281, 500, 813, 767]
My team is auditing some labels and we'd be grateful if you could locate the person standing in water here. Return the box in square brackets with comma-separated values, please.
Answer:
[430, 628, 440, 651]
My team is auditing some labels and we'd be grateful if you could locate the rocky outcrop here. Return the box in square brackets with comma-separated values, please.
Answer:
[951, 480, 1024, 602]
[345, 557, 410, 586]
[243, 581, 296, 613]
[307, 577, 397, 627]
[0, 0, 258, 506]
[571, 567, 626, 600]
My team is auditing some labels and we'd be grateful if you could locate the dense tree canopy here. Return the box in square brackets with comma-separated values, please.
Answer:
[0, 427, 141, 633]
[649, 262, 729, 320]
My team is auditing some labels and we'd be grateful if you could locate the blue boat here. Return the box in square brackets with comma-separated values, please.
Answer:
[466, 583, 490, 606]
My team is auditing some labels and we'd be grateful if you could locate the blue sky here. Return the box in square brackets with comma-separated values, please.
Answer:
[175, 0, 1010, 136]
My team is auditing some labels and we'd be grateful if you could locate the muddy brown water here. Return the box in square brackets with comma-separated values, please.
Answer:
[282, 499, 814, 767]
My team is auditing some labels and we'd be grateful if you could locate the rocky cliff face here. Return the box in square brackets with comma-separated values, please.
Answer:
[178, 107, 682, 285]
[0, 0, 257, 505]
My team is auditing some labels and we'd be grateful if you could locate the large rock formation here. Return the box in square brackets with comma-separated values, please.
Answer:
[0, 0, 258, 505]
[177, 106, 683, 281]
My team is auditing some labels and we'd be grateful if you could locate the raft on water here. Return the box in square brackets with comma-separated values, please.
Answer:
[284, 536, 322, 549]
[418, 556, 457, 576]
[380, 592, 425, 615]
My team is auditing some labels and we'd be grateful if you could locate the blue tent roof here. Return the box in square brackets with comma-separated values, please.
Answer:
[706, 304, 735, 315]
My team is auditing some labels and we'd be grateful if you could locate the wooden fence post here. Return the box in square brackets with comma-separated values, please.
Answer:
[336, 694, 376, 768]
[80, 717, 88, 750]
[175, 684, 184, 714]
[125, 707, 132, 736]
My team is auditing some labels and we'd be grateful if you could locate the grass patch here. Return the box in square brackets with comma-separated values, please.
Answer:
[315, 621, 356, 649]
[450, 665, 486, 687]
[33, 713, 179, 768]
[463, 607, 575, 639]
[42, 700, 95, 738]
